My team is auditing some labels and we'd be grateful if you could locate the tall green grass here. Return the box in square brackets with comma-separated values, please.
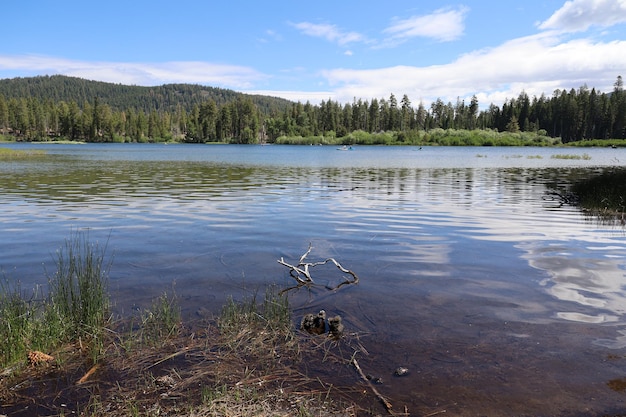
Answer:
[47, 232, 111, 361]
[0, 232, 112, 368]
[0, 281, 34, 366]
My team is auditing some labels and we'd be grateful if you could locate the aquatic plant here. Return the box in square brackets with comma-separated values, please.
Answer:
[551, 153, 591, 160]
[571, 169, 626, 224]
[0, 147, 46, 159]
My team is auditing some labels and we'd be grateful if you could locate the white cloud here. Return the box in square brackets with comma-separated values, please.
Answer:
[383, 6, 469, 43]
[538, 0, 626, 32]
[321, 32, 626, 107]
[290, 22, 365, 46]
[0, 54, 267, 88]
[243, 89, 335, 104]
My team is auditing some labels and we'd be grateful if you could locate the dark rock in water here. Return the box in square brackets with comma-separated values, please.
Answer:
[301, 310, 326, 335]
[328, 315, 344, 339]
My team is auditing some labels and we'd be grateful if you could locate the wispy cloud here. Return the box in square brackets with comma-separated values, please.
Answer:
[382, 6, 469, 43]
[289, 22, 365, 46]
[0, 54, 267, 88]
[538, 0, 626, 32]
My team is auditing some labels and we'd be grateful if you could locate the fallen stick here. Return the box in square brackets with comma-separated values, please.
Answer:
[77, 364, 100, 385]
[351, 357, 394, 415]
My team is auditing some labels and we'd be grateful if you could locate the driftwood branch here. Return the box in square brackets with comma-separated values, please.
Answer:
[277, 243, 359, 289]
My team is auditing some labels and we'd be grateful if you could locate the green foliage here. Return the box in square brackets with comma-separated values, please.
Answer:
[567, 138, 626, 147]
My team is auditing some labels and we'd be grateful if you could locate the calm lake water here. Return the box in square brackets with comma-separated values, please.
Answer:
[2, 143, 626, 416]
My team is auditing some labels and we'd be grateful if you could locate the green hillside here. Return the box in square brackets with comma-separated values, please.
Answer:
[0, 75, 293, 114]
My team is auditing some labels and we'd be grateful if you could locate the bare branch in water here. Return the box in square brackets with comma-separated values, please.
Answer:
[277, 243, 359, 290]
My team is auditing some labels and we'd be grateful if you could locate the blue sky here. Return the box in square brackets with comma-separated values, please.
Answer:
[2, 0, 625, 108]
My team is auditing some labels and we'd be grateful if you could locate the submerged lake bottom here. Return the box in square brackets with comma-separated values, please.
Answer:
[2, 143, 626, 415]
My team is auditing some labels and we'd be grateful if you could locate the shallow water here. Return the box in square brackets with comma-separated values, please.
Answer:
[2, 143, 626, 415]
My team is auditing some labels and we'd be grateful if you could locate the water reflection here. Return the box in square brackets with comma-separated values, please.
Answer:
[3, 157, 625, 323]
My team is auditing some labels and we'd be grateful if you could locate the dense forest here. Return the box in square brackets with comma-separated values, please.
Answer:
[0, 75, 624, 145]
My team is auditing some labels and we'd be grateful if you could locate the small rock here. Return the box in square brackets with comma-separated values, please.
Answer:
[156, 375, 176, 387]
[394, 367, 409, 376]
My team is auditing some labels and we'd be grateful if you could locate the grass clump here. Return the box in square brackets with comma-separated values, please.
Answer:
[218, 286, 298, 368]
[47, 232, 111, 363]
[0, 232, 111, 369]
[139, 290, 182, 344]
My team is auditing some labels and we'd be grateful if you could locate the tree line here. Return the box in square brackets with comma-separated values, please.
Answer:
[0, 75, 624, 144]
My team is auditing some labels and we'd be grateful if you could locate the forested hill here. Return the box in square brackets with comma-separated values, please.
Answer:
[0, 75, 293, 114]
[1, 74, 624, 145]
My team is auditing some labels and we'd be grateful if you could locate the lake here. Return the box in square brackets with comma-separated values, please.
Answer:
[2, 143, 626, 415]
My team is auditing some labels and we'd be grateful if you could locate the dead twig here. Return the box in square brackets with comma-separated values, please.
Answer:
[144, 347, 190, 370]
[76, 364, 100, 385]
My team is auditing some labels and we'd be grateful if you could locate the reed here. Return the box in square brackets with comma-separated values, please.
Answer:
[0, 280, 33, 366]
[47, 232, 111, 362]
